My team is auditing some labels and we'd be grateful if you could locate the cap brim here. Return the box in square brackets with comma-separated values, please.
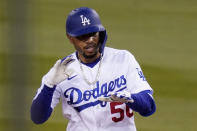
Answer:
[67, 25, 105, 37]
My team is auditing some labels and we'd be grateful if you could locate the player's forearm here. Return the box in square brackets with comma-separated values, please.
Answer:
[31, 85, 55, 124]
[127, 90, 156, 117]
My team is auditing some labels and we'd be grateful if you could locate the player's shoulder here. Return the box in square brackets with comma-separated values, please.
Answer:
[104, 47, 135, 59]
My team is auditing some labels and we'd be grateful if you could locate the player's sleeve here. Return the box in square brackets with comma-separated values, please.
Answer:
[125, 51, 156, 116]
[125, 51, 152, 93]
[127, 90, 156, 116]
[30, 76, 61, 124]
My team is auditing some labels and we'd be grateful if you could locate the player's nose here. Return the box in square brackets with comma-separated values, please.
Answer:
[85, 36, 94, 43]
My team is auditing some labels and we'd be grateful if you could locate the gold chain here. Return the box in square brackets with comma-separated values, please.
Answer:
[79, 56, 103, 86]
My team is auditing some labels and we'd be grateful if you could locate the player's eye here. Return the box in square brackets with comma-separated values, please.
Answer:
[76, 32, 98, 41]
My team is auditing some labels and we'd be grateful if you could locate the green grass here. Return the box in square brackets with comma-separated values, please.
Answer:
[1, 0, 197, 131]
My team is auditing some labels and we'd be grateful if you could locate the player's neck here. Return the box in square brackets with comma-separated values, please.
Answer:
[78, 53, 101, 63]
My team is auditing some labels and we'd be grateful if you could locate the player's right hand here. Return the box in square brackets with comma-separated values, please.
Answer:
[98, 91, 134, 103]
[43, 56, 75, 88]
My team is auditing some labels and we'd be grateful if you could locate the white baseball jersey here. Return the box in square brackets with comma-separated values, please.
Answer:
[34, 47, 152, 131]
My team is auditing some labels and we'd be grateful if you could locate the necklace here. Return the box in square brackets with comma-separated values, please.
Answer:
[79, 56, 103, 86]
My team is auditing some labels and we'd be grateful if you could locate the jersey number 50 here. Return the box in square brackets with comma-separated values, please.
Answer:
[110, 102, 133, 122]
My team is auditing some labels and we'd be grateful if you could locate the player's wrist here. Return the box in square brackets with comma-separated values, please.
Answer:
[43, 76, 56, 88]
[44, 82, 55, 88]
[43, 84, 56, 91]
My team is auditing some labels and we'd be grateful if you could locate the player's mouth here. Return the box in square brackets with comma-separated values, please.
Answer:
[84, 44, 96, 53]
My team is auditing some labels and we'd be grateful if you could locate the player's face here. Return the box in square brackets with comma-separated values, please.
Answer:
[67, 32, 100, 63]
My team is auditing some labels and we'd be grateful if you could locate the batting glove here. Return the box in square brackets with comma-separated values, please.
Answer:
[98, 90, 134, 103]
[43, 56, 75, 88]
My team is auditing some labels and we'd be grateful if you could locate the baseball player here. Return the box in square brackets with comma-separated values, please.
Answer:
[31, 7, 156, 131]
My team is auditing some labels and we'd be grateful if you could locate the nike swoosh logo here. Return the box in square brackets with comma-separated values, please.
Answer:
[68, 75, 77, 80]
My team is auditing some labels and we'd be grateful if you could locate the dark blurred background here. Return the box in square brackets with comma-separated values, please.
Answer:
[0, 0, 197, 131]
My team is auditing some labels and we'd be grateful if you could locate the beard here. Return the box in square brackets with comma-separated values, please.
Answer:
[82, 51, 98, 59]
[82, 42, 101, 59]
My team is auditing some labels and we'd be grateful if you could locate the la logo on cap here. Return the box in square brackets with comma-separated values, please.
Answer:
[80, 15, 91, 26]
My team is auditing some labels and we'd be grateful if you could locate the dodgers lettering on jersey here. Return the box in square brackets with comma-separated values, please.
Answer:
[64, 75, 126, 112]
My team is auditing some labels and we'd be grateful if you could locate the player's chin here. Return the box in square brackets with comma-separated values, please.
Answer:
[83, 52, 98, 59]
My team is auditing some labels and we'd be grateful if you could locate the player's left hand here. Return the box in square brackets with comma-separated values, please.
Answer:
[43, 56, 75, 88]
[98, 91, 134, 103]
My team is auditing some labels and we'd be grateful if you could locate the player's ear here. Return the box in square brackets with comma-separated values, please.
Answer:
[66, 33, 74, 44]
